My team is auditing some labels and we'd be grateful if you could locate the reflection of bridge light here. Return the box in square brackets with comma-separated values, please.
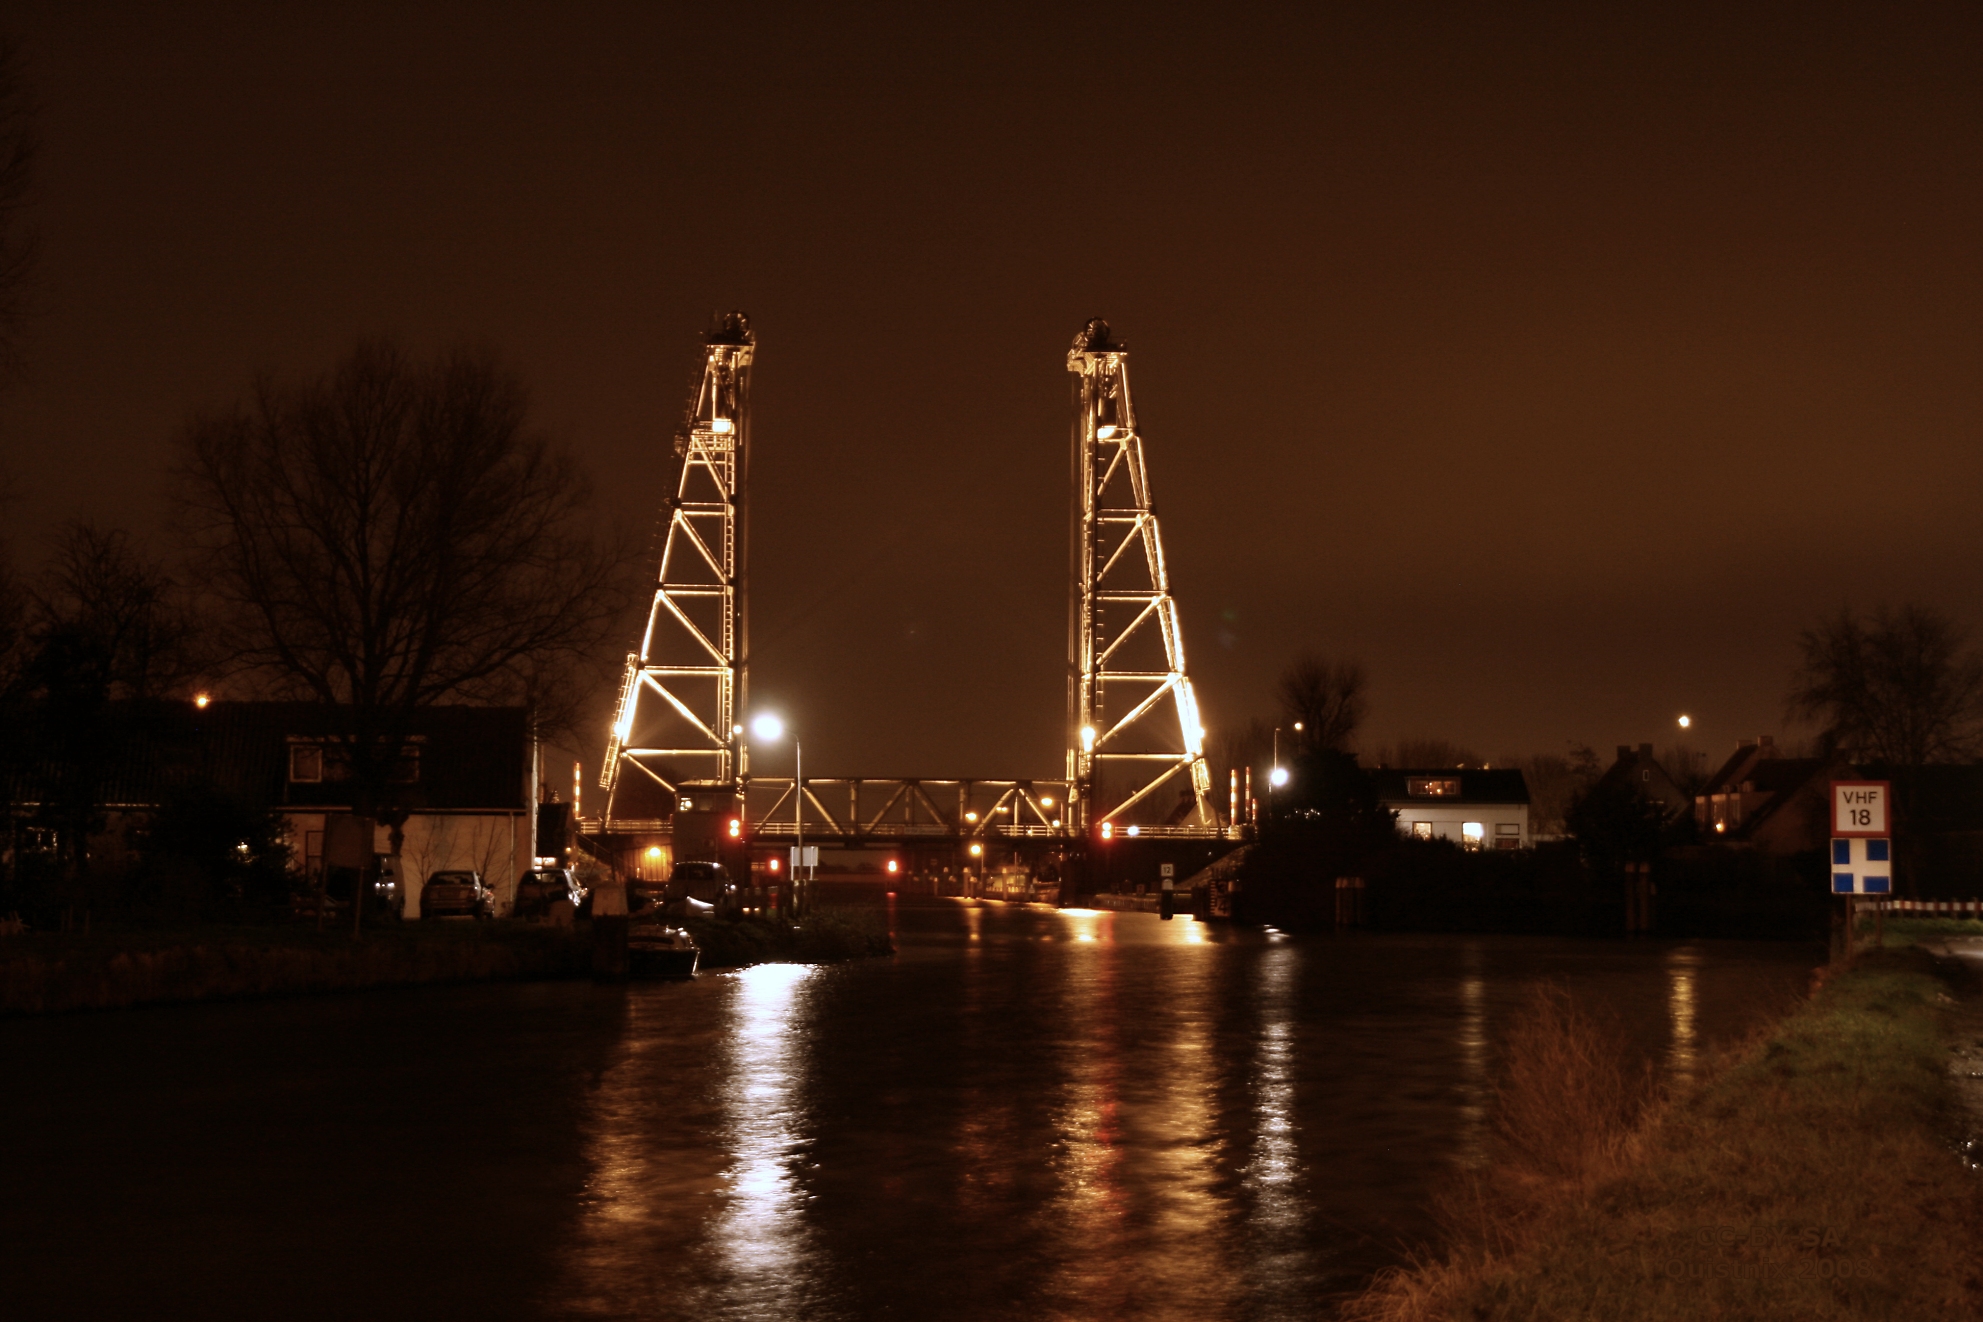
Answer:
[645, 846, 663, 860]
[717, 963, 821, 1313]
[1247, 944, 1309, 1283]
[1667, 947, 1700, 1082]
[886, 859, 898, 874]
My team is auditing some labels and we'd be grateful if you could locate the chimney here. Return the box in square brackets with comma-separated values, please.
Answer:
[1759, 734, 1775, 751]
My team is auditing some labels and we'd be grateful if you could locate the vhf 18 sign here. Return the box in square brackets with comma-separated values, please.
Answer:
[1830, 780, 1891, 895]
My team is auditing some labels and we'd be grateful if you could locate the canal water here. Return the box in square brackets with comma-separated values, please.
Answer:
[0, 901, 1819, 1321]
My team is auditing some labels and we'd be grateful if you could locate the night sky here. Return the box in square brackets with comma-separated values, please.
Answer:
[4, 3, 1978, 784]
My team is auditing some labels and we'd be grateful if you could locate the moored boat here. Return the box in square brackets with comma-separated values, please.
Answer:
[627, 921, 700, 978]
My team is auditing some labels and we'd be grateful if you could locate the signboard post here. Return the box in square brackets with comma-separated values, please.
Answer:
[1830, 780, 1893, 962]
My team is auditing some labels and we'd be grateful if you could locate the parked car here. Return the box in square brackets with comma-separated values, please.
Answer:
[630, 860, 735, 915]
[514, 866, 586, 919]
[420, 870, 494, 919]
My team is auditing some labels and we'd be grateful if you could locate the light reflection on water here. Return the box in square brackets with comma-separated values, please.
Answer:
[1244, 942, 1315, 1307]
[547, 905, 1816, 1321]
[0, 908, 1824, 1322]
[1455, 949, 1491, 1167]
[709, 963, 822, 1317]
[1667, 947, 1701, 1082]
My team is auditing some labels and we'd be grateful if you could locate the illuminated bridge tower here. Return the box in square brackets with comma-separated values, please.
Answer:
[601, 313, 755, 821]
[1067, 319, 1217, 836]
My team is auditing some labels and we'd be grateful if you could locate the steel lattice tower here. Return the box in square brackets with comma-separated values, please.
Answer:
[1067, 319, 1216, 833]
[602, 313, 754, 816]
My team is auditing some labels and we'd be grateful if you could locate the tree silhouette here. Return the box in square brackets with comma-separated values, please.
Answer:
[176, 341, 629, 935]
[1277, 650, 1367, 752]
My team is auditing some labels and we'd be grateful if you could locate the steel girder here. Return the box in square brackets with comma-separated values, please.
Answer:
[601, 314, 754, 813]
[1066, 320, 1217, 832]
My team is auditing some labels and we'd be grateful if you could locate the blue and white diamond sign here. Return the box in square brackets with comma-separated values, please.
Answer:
[1831, 836, 1892, 895]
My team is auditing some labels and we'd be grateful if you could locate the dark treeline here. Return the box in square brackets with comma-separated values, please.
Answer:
[1231, 609, 1983, 938]
[2, 341, 632, 933]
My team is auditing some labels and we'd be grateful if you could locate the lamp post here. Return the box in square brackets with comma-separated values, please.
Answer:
[751, 713, 803, 917]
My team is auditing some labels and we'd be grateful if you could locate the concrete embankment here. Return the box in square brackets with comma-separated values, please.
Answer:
[1345, 938, 1983, 1321]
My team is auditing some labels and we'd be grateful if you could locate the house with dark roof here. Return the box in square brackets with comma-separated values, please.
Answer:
[1593, 743, 1694, 818]
[1693, 735, 1849, 856]
[1370, 768, 1531, 849]
[6, 700, 539, 916]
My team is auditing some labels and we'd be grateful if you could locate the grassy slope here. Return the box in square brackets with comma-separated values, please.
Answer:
[1351, 948, 1983, 1321]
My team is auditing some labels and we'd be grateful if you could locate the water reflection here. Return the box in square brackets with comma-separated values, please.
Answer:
[709, 963, 823, 1317]
[1455, 942, 1490, 1167]
[1045, 916, 1129, 1313]
[1666, 947, 1700, 1083]
[1245, 942, 1312, 1302]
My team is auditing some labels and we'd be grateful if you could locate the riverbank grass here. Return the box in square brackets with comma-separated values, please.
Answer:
[1350, 946, 1983, 1321]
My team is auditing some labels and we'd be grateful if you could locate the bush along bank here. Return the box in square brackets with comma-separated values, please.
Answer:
[0, 922, 593, 1016]
[1344, 945, 1983, 1322]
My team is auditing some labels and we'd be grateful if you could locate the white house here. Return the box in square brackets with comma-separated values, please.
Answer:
[1370, 768, 1532, 850]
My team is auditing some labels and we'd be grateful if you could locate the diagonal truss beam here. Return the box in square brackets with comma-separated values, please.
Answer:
[1067, 319, 1217, 832]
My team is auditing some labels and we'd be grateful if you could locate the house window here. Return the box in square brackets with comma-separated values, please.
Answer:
[1410, 821, 1434, 840]
[1495, 823, 1520, 851]
[290, 745, 324, 783]
[391, 746, 421, 783]
[1408, 777, 1463, 798]
[1461, 821, 1485, 849]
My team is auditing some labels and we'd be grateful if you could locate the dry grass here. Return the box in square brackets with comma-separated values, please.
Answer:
[1345, 949, 1983, 1321]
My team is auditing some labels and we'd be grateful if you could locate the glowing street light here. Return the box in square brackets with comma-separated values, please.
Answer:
[1678, 714, 1692, 729]
[750, 712, 805, 913]
[1269, 766, 1290, 788]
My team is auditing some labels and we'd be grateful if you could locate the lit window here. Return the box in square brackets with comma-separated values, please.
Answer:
[1410, 821, 1434, 840]
[1408, 777, 1463, 798]
[1462, 822, 1485, 849]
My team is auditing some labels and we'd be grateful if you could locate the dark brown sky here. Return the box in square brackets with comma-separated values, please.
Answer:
[5, 2, 1980, 783]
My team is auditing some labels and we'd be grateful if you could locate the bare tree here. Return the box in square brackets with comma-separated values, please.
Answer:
[175, 341, 630, 935]
[8, 524, 197, 928]
[0, 34, 37, 372]
[1786, 604, 1983, 767]
[1374, 737, 1482, 769]
[1278, 650, 1368, 752]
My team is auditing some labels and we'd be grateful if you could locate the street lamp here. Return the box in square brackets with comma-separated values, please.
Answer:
[750, 713, 803, 916]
